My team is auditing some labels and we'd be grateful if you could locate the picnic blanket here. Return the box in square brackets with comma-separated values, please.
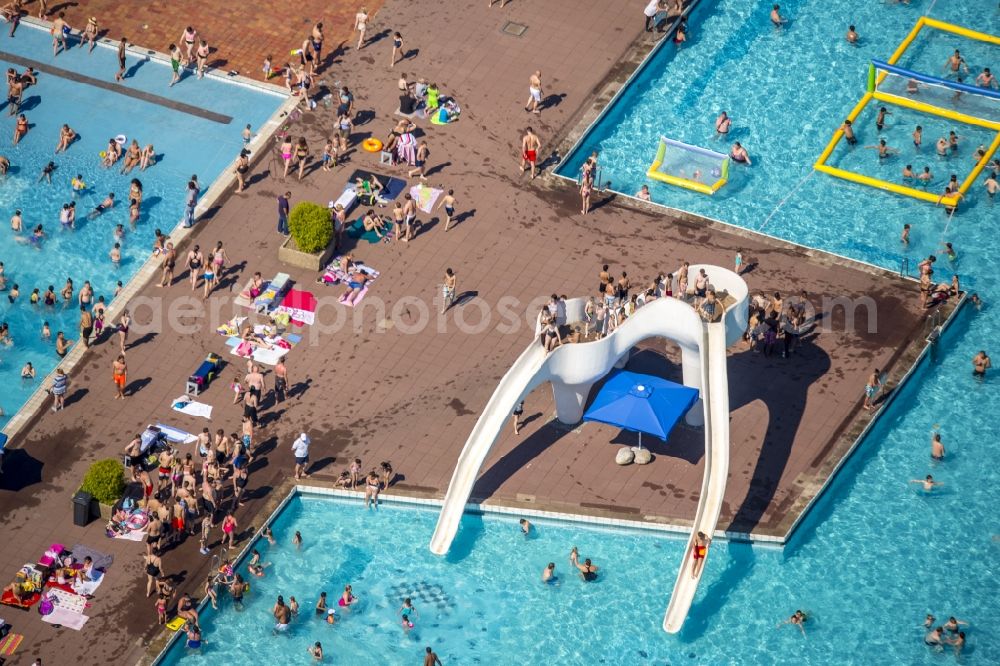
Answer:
[275, 289, 318, 326]
[171, 396, 213, 420]
[41, 606, 89, 630]
[69, 545, 113, 571]
[409, 184, 444, 213]
[49, 587, 89, 613]
[346, 170, 408, 203]
[0, 633, 24, 656]
[346, 218, 391, 244]
[321, 259, 381, 285]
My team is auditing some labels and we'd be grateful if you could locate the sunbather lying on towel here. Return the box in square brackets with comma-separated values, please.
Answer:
[241, 325, 275, 350]
[343, 269, 370, 301]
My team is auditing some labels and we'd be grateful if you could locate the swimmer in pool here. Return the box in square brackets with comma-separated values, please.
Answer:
[976, 67, 998, 90]
[519, 518, 532, 536]
[38, 160, 55, 183]
[912, 125, 922, 151]
[88, 192, 115, 219]
[972, 350, 991, 377]
[110, 242, 121, 265]
[715, 111, 731, 136]
[10, 209, 22, 232]
[865, 139, 898, 159]
[900, 223, 910, 244]
[930, 432, 945, 460]
[542, 562, 557, 584]
[875, 106, 890, 131]
[986, 173, 998, 198]
[840, 119, 856, 145]
[907, 78, 920, 94]
[910, 474, 943, 492]
[730, 142, 751, 165]
[917, 166, 933, 183]
[935, 137, 948, 157]
[770, 4, 787, 27]
[902, 165, 915, 180]
[572, 554, 598, 582]
[846, 24, 858, 44]
[943, 50, 969, 81]
[777, 610, 807, 636]
[636, 184, 651, 201]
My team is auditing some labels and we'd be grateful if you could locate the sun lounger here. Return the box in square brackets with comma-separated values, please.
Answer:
[185, 353, 222, 396]
[333, 186, 358, 213]
[253, 273, 291, 314]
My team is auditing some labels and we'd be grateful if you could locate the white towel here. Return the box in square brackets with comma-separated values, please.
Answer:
[171, 397, 213, 420]
[41, 606, 90, 630]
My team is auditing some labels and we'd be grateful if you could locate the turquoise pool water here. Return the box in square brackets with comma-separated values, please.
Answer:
[558, 0, 998, 279]
[0, 27, 282, 423]
[161, 323, 1000, 666]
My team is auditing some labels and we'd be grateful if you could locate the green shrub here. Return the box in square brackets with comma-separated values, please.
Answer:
[289, 201, 333, 254]
[81, 458, 126, 505]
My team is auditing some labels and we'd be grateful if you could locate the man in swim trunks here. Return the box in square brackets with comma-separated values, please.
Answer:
[401, 193, 416, 242]
[51, 12, 71, 56]
[89, 192, 114, 219]
[524, 70, 542, 114]
[115, 36, 127, 81]
[770, 4, 787, 27]
[976, 67, 998, 90]
[343, 269, 369, 301]
[520, 127, 541, 180]
[78, 303, 93, 348]
[112, 354, 127, 399]
[943, 49, 968, 82]
[839, 119, 856, 145]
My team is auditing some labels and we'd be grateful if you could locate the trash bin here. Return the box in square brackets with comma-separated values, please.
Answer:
[73, 490, 94, 527]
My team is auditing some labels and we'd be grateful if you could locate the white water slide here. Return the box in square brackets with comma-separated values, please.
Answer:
[429, 266, 748, 633]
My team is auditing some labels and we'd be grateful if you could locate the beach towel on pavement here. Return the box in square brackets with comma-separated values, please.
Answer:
[171, 396, 213, 420]
[40, 606, 89, 630]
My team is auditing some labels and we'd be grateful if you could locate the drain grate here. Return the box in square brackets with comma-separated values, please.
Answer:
[501, 21, 528, 37]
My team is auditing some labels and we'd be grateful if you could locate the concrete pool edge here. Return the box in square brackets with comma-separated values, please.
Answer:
[0, 28, 297, 447]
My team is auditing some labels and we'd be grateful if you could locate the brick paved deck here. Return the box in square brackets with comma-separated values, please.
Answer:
[23, 0, 382, 82]
[0, 1, 939, 664]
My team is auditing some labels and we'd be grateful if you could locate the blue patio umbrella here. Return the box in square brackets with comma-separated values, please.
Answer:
[583, 369, 699, 450]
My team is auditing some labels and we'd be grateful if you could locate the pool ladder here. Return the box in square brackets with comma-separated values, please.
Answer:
[899, 257, 909, 277]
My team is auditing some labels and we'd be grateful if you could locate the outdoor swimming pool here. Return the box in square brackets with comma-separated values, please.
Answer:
[160, 308, 999, 666]
[0, 27, 283, 424]
[558, 0, 997, 280]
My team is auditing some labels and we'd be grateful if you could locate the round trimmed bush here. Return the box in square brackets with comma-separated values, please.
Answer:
[80, 458, 126, 505]
[288, 201, 333, 254]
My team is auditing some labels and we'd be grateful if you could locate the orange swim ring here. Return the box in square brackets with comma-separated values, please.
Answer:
[362, 138, 383, 153]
